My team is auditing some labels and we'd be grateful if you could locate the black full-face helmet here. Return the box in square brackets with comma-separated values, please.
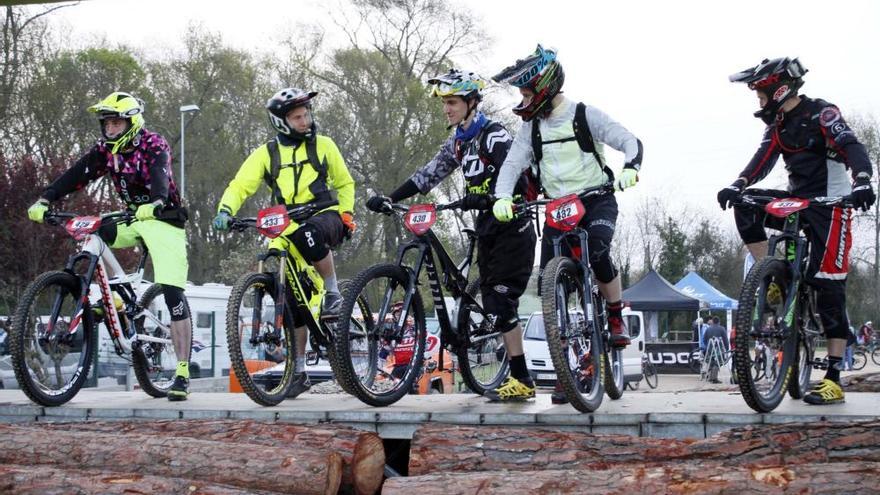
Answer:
[266, 87, 318, 141]
[729, 57, 807, 124]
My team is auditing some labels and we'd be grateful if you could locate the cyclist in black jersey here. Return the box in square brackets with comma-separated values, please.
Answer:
[366, 69, 538, 402]
[718, 57, 875, 405]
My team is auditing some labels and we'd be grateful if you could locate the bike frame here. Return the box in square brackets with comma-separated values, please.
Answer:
[548, 229, 607, 342]
[46, 214, 173, 359]
[233, 201, 338, 360]
[389, 221, 480, 366]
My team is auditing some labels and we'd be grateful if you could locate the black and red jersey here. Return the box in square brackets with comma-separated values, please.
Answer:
[739, 96, 872, 197]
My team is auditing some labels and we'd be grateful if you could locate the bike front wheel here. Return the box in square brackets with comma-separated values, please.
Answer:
[335, 263, 427, 407]
[734, 258, 797, 413]
[226, 272, 296, 406]
[872, 348, 880, 366]
[456, 279, 509, 395]
[541, 257, 604, 412]
[852, 351, 867, 371]
[10, 271, 96, 407]
[132, 283, 193, 398]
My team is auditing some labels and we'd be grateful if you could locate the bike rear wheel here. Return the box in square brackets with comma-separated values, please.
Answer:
[456, 279, 509, 395]
[226, 272, 296, 406]
[132, 283, 193, 398]
[734, 258, 797, 413]
[644, 359, 659, 389]
[335, 263, 427, 407]
[10, 271, 96, 407]
[541, 257, 604, 412]
[788, 298, 817, 399]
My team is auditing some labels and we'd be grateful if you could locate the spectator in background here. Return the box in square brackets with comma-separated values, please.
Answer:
[844, 326, 857, 371]
[858, 321, 873, 346]
[703, 316, 730, 384]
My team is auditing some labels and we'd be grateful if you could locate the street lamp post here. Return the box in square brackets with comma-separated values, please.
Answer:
[179, 104, 200, 201]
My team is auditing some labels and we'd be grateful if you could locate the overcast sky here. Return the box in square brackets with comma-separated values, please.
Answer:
[48, 0, 880, 233]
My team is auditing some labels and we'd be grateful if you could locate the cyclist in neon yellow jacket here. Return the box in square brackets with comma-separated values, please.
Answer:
[214, 88, 355, 395]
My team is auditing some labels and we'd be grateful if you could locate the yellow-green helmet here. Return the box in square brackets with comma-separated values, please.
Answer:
[88, 92, 145, 153]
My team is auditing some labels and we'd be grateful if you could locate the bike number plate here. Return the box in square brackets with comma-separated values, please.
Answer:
[545, 195, 585, 232]
[765, 198, 810, 218]
[404, 204, 437, 236]
[65, 216, 102, 240]
[256, 205, 291, 238]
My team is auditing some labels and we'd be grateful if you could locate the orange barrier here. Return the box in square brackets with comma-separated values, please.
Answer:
[229, 360, 276, 393]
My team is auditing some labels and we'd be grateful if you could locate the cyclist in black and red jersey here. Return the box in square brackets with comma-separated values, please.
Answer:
[718, 57, 876, 405]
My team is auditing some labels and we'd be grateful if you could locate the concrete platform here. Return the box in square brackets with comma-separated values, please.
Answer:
[1, 389, 877, 439]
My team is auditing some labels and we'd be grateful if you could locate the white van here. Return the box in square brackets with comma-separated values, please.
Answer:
[522, 308, 645, 387]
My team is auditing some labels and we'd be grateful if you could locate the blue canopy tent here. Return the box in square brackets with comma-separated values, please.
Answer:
[674, 272, 738, 311]
[675, 272, 738, 344]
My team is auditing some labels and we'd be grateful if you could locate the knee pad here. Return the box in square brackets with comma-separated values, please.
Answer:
[290, 223, 329, 262]
[734, 205, 768, 244]
[161, 285, 189, 321]
[588, 238, 617, 284]
[482, 287, 519, 333]
[814, 285, 848, 340]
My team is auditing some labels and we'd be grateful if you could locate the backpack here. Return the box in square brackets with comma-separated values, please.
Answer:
[264, 137, 333, 206]
[454, 121, 530, 198]
[527, 102, 614, 199]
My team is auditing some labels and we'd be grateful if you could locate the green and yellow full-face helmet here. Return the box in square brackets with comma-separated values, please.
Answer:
[88, 92, 145, 153]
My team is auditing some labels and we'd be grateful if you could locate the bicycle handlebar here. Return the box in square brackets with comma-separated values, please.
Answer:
[736, 193, 854, 209]
[44, 210, 135, 227]
[513, 181, 615, 214]
[228, 199, 339, 232]
[380, 199, 470, 215]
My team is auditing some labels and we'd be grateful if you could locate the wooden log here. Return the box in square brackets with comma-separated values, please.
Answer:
[0, 464, 278, 495]
[41, 419, 385, 495]
[0, 424, 342, 495]
[841, 372, 880, 392]
[408, 420, 880, 475]
[383, 460, 880, 495]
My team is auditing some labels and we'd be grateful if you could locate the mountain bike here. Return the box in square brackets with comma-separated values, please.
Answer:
[334, 200, 508, 406]
[733, 193, 852, 413]
[10, 211, 191, 407]
[628, 352, 658, 390]
[224, 200, 361, 406]
[516, 182, 624, 412]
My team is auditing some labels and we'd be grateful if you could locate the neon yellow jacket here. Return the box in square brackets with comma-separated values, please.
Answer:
[218, 135, 355, 215]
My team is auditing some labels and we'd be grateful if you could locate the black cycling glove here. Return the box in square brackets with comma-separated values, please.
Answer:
[717, 178, 746, 211]
[460, 193, 492, 211]
[852, 173, 876, 212]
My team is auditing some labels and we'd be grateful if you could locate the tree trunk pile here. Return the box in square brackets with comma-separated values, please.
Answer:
[0, 420, 385, 495]
[386, 420, 880, 494]
[841, 371, 880, 392]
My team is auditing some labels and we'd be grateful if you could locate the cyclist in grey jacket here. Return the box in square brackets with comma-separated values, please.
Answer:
[491, 45, 643, 404]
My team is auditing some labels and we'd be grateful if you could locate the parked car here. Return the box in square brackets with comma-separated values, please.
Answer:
[522, 308, 645, 387]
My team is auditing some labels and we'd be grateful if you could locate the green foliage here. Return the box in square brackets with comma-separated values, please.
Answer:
[655, 215, 688, 283]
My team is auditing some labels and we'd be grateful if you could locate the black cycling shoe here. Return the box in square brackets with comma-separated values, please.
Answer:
[167, 375, 189, 401]
[321, 291, 342, 318]
[287, 373, 312, 398]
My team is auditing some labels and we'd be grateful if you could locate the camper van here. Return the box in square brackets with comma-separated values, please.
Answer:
[522, 308, 645, 387]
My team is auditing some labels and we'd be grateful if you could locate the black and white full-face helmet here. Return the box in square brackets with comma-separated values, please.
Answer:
[729, 57, 807, 124]
[266, 87, 318, 140]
